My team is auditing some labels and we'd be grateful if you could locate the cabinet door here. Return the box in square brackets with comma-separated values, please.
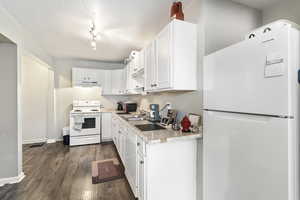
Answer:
[139, 49, 145, 70]
[112, 117, 118, 145]
[155, 24, 171, 89]
[111, 70, 123, 94]
[133, 52, 140, 73]
[120, 130, 127, 165]
[85, 69, 98, 83]
[125, 129, 137, 192]
[72, 68, 87, 85]
[138, 155, 145, 200]
[72, 68, 80, 86]
[126, 62, 139, 92]
[117, 128, 121, 153]
[101, 113, 112, 141]
[145, 42, 156, 91]
[126, 63, 131, 91]
[102, 70, 112, 94]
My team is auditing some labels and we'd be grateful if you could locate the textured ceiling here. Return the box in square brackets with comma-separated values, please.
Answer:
[0, 0, 192, 62]
[231, 0, 281, 9]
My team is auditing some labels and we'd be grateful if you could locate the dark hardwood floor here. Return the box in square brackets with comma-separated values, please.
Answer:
[0, 142, 135, 200]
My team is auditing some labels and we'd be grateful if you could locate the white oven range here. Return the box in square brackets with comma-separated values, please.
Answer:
[69, 100, 101, 146]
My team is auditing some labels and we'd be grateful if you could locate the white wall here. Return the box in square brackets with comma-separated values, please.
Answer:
[0, 3, 52, 65]
[262, 0, 300, 25]
[21, 54, 54, 144]
[54, 58, 130, 141]
[204, 0, 262, 55]
[0, 43, 18, 179]
[0, 3, 53, 180]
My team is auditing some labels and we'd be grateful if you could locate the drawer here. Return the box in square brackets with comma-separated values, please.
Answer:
[70, 135, 100, 146]
[137, 136, 146, 156]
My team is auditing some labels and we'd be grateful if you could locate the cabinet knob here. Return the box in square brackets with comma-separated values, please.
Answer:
[140, 161, 144, 164]
[137, 142, 140, 146]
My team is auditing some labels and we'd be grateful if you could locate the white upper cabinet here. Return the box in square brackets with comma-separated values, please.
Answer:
[139, 49, 145, 70]
[156, 24, 171, 89]
[132, 51, 140, 73]
[102, 69, 129, 95]
[72, 20, 197, 94]
[145, 19, 197, 92]
[126, 61, 143, 94]
[72, 68, 100, 87]
[101, 70, 112, 95]
[145, 42, 156, 91]
[111, 69, 125, 94]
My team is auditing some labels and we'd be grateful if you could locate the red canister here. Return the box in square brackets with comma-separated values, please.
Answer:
[181, 116, 191, 132]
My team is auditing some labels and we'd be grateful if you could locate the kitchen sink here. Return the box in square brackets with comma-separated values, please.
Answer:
[116, 112, 131, 115]
[121, 115, 145, 121]
[135, 124, 166, 132]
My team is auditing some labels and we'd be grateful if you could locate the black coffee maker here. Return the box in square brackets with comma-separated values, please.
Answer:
[117, 102, 123, 111]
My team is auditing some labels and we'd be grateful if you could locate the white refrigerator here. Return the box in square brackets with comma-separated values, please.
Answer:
[203, 20, 299, 200]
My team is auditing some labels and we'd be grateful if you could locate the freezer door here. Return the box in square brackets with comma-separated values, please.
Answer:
[204, 27, 293, 116]
[203, 111, 289, 200]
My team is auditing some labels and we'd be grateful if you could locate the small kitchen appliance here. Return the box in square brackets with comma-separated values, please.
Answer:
[161, 109, 178, 126]
[123, 102, 137, 113]
[117, 102, 123, 111]
[149, 104, 160, 122]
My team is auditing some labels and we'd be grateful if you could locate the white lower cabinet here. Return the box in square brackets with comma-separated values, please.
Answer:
[118, 124, 127, 164]
[125, 128, 138, 197]
[137, 152, 146, 200]
[111, 114, 197, 200]
[111, 115, 119, 148]
[101, 112, 112, 141]
[137, 140, 197, 200]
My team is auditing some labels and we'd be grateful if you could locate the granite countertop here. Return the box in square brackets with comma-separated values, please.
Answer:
[101, 108, 118, 113]
[109, 111, 202, 144]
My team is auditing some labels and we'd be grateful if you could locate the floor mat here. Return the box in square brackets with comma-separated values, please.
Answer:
[92, 158, 124, 184]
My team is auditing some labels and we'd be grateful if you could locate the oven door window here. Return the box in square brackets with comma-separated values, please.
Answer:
[82, 118, 96, 129]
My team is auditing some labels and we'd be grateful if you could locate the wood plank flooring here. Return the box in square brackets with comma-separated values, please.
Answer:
[0, 143, 135, 200]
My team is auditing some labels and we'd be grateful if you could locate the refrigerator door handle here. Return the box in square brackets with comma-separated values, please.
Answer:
[298, 69, 300, 84]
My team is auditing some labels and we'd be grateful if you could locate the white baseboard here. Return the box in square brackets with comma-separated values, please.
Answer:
[46, 139, 56, 144]
[0, 172, 25, 187]
[23, 138, 46, 144]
